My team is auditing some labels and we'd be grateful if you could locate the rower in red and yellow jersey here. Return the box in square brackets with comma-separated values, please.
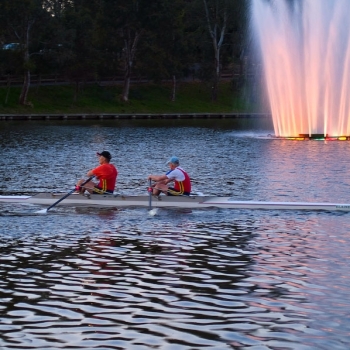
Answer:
[76, 151, 117, 194]
[148, 156, 191, 196]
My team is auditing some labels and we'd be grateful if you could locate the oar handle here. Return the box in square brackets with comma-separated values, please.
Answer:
[46, 176, 94, 212]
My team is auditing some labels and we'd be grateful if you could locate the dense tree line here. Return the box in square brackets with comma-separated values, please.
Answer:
[0, 0, 249, 105]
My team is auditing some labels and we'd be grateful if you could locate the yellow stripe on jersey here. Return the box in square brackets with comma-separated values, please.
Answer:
[93, 179, 108, 194]
[167, 181, 184, 196]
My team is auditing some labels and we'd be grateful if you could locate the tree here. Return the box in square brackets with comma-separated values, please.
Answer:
[0, 0, 54, 105]
[117, 0, 150, 102]
[188, 0, 248, 101]
[136, 0, 195, 101]
[94, 0, 140, 102]
[0, 0, 250, 106]
[202, 0, 228, 101]
[96, 0, 166, 102]
[59, 0, 101, 101]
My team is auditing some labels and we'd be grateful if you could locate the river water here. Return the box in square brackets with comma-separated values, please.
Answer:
[0, 118, 350, 350]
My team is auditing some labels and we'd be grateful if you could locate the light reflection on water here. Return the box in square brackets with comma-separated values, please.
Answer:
[0, 119, 350, 349]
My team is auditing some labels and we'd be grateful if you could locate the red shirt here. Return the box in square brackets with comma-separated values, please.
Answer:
[92, 163, 118, 192]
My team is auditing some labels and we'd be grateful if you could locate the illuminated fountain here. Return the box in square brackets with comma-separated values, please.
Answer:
[251, 0, 350, 139]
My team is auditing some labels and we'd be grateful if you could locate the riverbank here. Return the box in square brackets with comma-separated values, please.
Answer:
[0, 112, 269, 121]
[0, 81, 263, 115]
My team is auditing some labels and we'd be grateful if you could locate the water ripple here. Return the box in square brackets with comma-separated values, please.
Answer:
[1, 121, 350, 349]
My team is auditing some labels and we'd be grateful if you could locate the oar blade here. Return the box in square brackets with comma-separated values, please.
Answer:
[35, 208, 48, 214]
[37, 176, 94, 213]
[149, 208, 158, 216]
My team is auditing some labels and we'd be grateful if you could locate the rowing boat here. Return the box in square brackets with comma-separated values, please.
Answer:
[0, 193, 350, 211]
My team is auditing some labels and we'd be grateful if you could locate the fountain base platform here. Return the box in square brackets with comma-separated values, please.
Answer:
[282, 134, 350, 141]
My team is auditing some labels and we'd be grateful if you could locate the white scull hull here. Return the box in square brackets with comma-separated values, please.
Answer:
[0, 193, 350, 211]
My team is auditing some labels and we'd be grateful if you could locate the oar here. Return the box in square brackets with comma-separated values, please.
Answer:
[148, 179, 152, 210]
[36, 176, 94, 214]
[147, 179, 159, 216]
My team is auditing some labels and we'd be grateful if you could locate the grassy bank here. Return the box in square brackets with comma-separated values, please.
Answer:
[0, 81, 258, 114]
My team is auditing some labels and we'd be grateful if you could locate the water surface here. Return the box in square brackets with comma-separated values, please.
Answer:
[0, 119, 350, 349]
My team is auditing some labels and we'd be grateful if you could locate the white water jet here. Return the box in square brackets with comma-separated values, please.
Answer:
[251, 0, 350, 137]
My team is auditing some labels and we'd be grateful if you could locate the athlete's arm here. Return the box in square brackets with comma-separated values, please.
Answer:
[148, 174, 168, 181]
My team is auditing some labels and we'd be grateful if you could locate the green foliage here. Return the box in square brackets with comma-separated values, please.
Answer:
[0, 0, 251, 105]
[0, 82, 257, 113]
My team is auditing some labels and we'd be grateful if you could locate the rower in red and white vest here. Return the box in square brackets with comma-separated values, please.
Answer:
[148, 156, 191, 196]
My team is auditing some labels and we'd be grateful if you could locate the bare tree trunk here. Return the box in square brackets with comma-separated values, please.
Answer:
[18, 20, 34, 106]
[122, 71, 131, 102]
[19, 69, 31, 105]
[171, 75, 176, 102]
[120, 27, 143, 102]
[212, 48, 220, 101]
[203, 0, 227, 102]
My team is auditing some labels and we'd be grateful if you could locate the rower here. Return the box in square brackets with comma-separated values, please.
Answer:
[76, 151, 118, 194]
[148, 156, 191, 196]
